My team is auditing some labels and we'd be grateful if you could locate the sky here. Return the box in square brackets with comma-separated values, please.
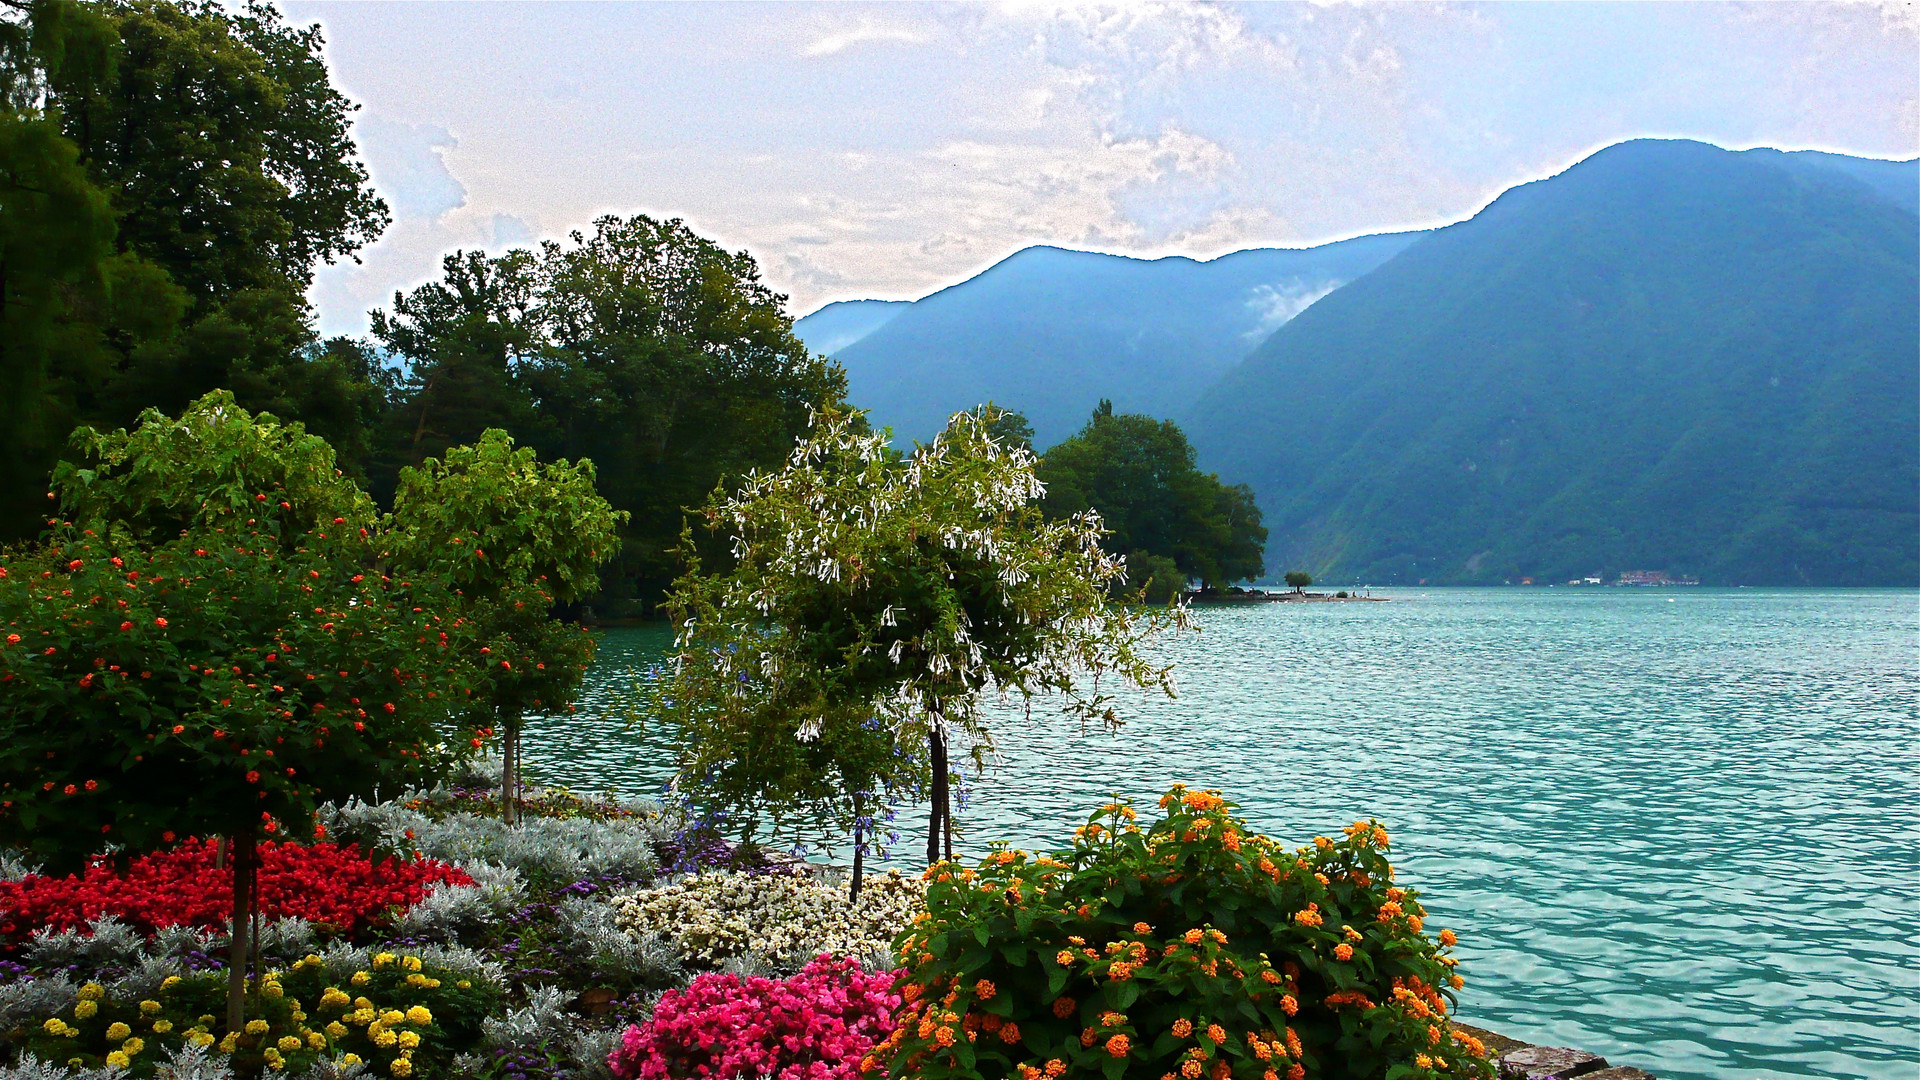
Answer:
[280, 1, 1920, 338]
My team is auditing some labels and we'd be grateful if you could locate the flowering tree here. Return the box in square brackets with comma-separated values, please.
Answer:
[0, 393, 481, 1031]
[664, 406, 1188, 883]
[384, 429, 626, 823]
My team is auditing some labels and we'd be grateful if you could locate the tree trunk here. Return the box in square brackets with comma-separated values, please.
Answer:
[501, 711, 519, 825]
[849, 788, 866, 903]
[926, 729, 948, 865]
[224, 826, 257, 1035]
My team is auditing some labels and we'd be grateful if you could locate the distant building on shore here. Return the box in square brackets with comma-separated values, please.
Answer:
[1615, 570, 1700, 586]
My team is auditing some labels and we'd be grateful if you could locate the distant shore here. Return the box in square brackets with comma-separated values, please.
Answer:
[1188, 588, 1388, 603]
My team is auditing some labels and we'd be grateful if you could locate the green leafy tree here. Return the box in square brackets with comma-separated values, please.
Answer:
[664, 406, 1189, 883]
[1, 0, 393, 539]
[0, 0, 186, 540]
[0, 392, 478, 1032]
[372, 215, 848, 610]
[1037, 402, 1266, 591]
[384, 429, 626, 823]
[1285, 570, 1311, 593]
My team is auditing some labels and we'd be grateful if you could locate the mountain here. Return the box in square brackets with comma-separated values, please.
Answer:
[811, 235, 1419, 448]
[794, 299, 909, 355]
[1185, 139, 1919, 586]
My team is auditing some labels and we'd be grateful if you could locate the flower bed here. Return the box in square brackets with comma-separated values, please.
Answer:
[0, 840, 472, 942]
[608, 955, 902, 1080]
[610, 870, 924, 966]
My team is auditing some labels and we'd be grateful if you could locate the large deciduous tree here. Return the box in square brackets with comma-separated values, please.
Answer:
[1038, 400, 1267, 593]
[663, 406, 1189, 883]
[0, 0, 393, 540]
[371, 215, 847, 611]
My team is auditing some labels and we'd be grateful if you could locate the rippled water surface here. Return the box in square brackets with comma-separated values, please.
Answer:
[522, 589, 1920, 1080]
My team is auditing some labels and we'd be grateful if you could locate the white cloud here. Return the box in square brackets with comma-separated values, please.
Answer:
[286, 0, 1917, 333]
[1242, 279, 1342, 341]
[803, 21, 928, 57]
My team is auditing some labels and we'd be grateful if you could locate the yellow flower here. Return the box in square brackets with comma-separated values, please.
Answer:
[406, 972, 427, 987]
[262, 982, 285, 999]
[42, 1019, 69, 1036]
[263, 1047, 285, 1070]
[355, 997, 373, 1010]
[405, 1005, 433, 1026]
[381, 1009, 406, 1025]
[374, 1028, 399, 1048]
[78, 983, 105, 1001]
[327, 1021, 349, 1038]
[308, 1031, 327, 1049]
[73, 1000, 98, 1019]
[105, 1052, 131, 1068]
[320, 988, 352, 1008]
[152, 1020, 173, 1034]
[246, 1019, 271, 1035]
[122, 1037, 144, 1055]
[139, 1000, 162, 1015]
[161, 976, 182, 991]
[390, 1057, 413, 1077]
[190, 1032, 216, 1048]
[456, 980, 472, 990]
[373, 953, 396, 969]
[342, 1055, 363, 1067]
[199, 1015, 216, 1026]
[279, 1036, 302, 1052]
[351, 971, 372, 986]
[106, 1023, 133, 1041]
[397, 1030, 421, 1049]
[291, 1010, 307, 1022]
[401, 955, 422, 972]
[219, 1033, 239, 1053]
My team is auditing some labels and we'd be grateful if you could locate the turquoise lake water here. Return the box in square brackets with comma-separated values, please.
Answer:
[520, 589, 1920, 1080]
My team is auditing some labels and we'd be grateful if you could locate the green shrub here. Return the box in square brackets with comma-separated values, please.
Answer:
[873, 788, 1491, 1080]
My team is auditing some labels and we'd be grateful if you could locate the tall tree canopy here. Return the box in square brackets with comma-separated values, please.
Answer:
[371, 215, 849, 610]
[1037, 401, 1267, 592]
[0, 0, 390, 542]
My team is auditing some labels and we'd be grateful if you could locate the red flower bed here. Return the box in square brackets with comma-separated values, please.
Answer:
[0, 839, 471, 941]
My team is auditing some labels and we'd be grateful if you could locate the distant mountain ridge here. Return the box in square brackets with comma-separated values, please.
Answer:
[1187, 139, 1918, 586]
[794, 234, 1420, 448]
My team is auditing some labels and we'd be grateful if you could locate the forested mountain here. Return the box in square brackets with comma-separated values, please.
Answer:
[808, 235, 1419, 449]
[793, 299, 909, 355]
[1186, 139, 1919, 586]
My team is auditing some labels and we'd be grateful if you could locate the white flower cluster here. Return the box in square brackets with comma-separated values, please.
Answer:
[609, 870, 924, 967]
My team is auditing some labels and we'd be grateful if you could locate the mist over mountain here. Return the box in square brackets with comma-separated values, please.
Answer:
[796, 235, 1419, 448]
[1186, 139, 1919, 586]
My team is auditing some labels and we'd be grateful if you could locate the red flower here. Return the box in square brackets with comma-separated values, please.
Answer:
[0, 840, 470, 940]
[245, 770, 261, 784]
[120, 621, 133, 632]
[153, 617, 167, 628]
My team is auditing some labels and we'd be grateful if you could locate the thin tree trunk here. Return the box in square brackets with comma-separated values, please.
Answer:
[501, 712, 519, 825]
[849, 788, 866, 902]
[224, 826, 256, 1035]
[926, 729, 947, 865]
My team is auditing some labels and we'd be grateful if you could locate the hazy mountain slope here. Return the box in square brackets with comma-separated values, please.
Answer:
[793, 299, 909, 356]
[826, 235, 1419, 448]
[1186, 139, 1919, 586]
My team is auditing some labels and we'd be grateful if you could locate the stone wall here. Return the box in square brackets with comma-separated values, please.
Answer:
[1453, 1024, 1658, 1080]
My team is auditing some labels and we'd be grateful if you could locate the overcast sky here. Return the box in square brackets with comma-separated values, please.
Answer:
[282, 1, 1920, 337]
